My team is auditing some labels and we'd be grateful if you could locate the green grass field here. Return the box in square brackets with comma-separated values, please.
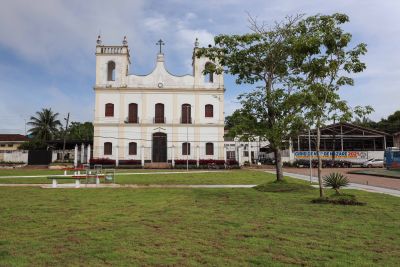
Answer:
[0, 168, 183, 177]
[0, 171, 399, 266]
[0, 170, 269, 185]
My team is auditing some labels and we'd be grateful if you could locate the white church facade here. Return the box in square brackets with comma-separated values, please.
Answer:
[92, 37, 225, 167]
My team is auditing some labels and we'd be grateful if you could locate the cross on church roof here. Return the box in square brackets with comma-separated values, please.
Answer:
[156, 39, 165, 54]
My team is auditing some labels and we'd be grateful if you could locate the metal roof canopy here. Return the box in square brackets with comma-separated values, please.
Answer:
[295, 122, 392, 151]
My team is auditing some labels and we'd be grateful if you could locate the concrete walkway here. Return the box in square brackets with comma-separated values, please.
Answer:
[265, 170, 400, 197]
[0, 183, 256, 189]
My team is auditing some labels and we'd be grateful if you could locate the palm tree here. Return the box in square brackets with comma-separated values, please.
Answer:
[28, 108, 62, 141]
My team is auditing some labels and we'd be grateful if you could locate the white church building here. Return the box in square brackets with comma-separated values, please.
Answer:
[92, 37, 225, 167]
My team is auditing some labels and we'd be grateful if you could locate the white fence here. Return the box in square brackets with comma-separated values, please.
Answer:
[0, 151, 28, 163]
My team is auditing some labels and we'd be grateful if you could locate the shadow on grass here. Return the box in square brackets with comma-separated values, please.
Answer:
[312, 194, 366, 206]
[254, 180, 314, 193]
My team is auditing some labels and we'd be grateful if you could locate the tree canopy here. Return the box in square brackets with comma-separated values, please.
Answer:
[27, 108, 61, 141]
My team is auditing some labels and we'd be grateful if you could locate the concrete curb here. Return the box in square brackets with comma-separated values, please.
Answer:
[265, 170, 400, 197]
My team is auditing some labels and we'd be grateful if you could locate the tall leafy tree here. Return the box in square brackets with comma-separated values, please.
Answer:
[27, 108, 62, 141]
[197, 15, 306, 181]
[225, 109, 262, 142]
[296, 14, 368, 197]
[67, 122, 94, 141]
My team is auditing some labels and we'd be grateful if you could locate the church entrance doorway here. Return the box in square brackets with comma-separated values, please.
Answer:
[152, 132, 167, 162]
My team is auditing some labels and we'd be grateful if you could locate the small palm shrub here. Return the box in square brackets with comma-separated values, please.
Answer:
[323, 172, 349, 195]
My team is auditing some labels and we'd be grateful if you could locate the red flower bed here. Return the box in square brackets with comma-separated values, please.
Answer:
[174, 159, 197, 165]
[118, 160, 142, 165]
[89, 158, 116, 165]
[198, 159, 226, 166]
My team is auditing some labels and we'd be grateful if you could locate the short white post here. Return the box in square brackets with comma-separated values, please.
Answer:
[171, 146, 175, 168]
[52, 179, 57, 188]
[96, 177, 100, 185]
[238, 146, 243, 166]
[81, 143, 85, 164]
[196, 145, 200, 167]
[141, 146, 144, 167]
[74, 144, 78, 168]
[115, 145, 119, 167]
[223, 146, 227, 162]
[64, 170, 67, 176]
[75, 179, 80, 188]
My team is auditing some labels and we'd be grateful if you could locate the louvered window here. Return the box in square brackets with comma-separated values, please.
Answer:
[206, 143, 214, 155]
[104, 142, 112, 155]
[105, 103, 114, 117]
[205, 104, 213, 118]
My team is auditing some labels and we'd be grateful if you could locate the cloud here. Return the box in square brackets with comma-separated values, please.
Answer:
[0, 0, 399, 131]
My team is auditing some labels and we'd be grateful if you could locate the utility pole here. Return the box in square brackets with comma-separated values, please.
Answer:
[62, 113, 70, 162]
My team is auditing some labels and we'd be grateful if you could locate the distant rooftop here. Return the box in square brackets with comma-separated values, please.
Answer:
[0, 134, 30, 142]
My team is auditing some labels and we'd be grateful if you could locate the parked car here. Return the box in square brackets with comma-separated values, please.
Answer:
[362, 158, 384, 168]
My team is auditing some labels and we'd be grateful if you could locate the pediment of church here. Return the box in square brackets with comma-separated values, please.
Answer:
[127, 54, 194, 88]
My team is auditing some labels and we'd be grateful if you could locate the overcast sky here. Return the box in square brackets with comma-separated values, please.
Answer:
[0, 0, 399, 134]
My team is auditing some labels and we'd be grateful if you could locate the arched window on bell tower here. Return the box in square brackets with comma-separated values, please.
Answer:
[107, 61, 116, 81]
[204, 62, 214, 83]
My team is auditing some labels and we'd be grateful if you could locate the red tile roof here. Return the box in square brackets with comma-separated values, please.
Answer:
[0, 134, 30, 142]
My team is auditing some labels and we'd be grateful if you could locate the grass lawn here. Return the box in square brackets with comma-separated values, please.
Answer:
[0, 170, 271, 185]
[350, 168, 400, 179]
[0, 168, 184, 177]
[0, 178, 399, 266]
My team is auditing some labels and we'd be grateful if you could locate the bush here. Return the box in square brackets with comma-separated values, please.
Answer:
[118, 160, 141, 165]
[90, 158, 116, 165]
[174, 159, 197, 165]
[312, 194, 365, 206]
[226, 159, 239, 166]
[323, 172, 349, 195]
[198, 159, 226, 166]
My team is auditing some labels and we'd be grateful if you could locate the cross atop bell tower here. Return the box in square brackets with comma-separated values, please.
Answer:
[156, 39, 165, 54]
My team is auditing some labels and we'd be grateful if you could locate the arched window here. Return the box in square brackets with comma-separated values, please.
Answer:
[107, 61, 116, 81]
[129, 142, 137, 155]
[128, 103, 138, 123]
[181, 104, 192, 124]
[205, 104, 213, 118]
[155, 103, 165, 123]
[105, 103, 114, 117]
[182, 142, 190, 155]
[206, 143, 214, 155]
[104, 142, 112, 155]
[204, 62, 214, 83]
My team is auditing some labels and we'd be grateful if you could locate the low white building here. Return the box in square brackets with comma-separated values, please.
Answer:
[93, 37, 225, 166]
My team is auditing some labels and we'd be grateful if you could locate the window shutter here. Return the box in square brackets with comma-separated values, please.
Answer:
[104, 142, 112, 155]
[128, 103, 138, 123]
[105, 103, 114, 117]
[206, 143, 214, 155]
[129, 142, 137, 155]
[182, 143, 190, 155]
[181, 104, 191, 123]
[155, 103, 164, 123]
[205, 104, 213, 118]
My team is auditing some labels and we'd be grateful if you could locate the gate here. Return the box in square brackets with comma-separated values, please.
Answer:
[28, 150, 52, 165]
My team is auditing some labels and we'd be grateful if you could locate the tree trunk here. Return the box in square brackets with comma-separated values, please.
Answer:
[316, 126, 324, 197]
[274, 148, 284, 182]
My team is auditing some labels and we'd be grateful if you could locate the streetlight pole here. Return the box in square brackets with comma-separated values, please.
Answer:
[62, 113, 70, 162]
